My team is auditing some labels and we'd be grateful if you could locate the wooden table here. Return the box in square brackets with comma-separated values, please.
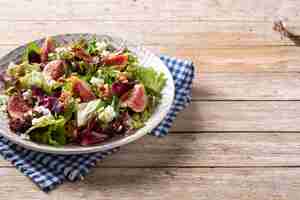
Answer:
[1, 0, 300, 199]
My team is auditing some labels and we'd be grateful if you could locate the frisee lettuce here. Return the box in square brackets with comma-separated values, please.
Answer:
[87, 37, 98, 55]
[63, 97, 77, 121]
[131, 110, 151, 129]
[127, 65, 166, 96]
[7, 62, 41, 78]
[19, 71, 61, 94]
[96, 68, 119, 85]
[26, 115, 66, 146]
[22, 42, 41, 63]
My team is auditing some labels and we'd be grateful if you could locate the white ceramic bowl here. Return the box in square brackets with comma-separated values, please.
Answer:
[0, 33, 175, 154]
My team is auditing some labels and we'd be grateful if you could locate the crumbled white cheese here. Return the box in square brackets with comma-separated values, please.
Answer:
[0, 95, 8, 114]
[34, 106, 51, 116]
[98, 105, 116, 123]
[22, 90, 32, 101]
[54, 46, 73, 59]
[0, 95, 8, 106]
[0, 105, 6, 113]
[46, 77, 57, 86]
[32, 115, 53, 126]
[90, 77, 104, 86]
[7, 62, 16, 70]
[48, 52, 55, 57]
[101, 50, 110, 57]
[32, 117, 41, 125]
[77, 100, 103, 127]
[96, 41, 108, 52]
[55, 47, 68, 53]
[91, 56, 100, 64]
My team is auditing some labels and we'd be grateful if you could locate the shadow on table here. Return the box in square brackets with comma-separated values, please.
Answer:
[285, 35, 300, 46]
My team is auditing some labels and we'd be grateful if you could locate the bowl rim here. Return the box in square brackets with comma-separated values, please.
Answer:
[0, 33, 175, 154]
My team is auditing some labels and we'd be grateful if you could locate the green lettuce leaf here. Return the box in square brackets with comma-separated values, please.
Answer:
[19, 71, 61, 94]
[127, 65, 166, 96]
[96, 68, 119, 85]
[63, 97, 77, 121]
[131, 109, 151, 129]
[111, 95, 119, 117]
[22, 42, 41, 63]
[125, 51, 139, 65]
[26, 115, 66, 146]
[87, 37, 98, 55]
[20, 71, 44, 89]
[7, 62, 41, 78]
[62, 81, 72, 92]
[48, 50, 74, 61]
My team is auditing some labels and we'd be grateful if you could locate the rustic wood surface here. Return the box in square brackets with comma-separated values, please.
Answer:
[1, 0, 300, 199]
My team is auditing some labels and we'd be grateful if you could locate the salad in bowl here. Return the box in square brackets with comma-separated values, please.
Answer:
[0, 34, 173, 152]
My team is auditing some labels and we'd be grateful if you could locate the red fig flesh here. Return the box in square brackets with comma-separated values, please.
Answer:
[121, 84, 147, 112]
[43, 60, 65, 80]
[70, 76, 96, 102]
[41, 37, 55, 63]
[7, 95, 31, 119]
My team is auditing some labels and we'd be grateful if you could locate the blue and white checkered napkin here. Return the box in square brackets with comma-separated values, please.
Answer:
[0, 55, 195, 192]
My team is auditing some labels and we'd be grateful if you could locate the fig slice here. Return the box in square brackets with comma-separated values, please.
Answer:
[43, 60, 65, 80]
[72, 47, 93, 63]
[41, 37, 55, 63]
[121, 84, 147, 112]
[103, 54, 128, 70]
[7, 95, 32, 119]
[69, 76, 96, 102]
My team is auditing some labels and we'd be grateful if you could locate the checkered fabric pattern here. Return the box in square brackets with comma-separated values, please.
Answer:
[0, 55, 194, 192]
[152, 55, 194, 136]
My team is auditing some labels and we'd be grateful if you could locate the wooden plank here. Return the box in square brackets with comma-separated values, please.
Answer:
[154, 46, 300, 72]
[100, 133, 300, 167]
[193, 73, 300, 100]
[2, 132, 300, 167]
[172, 101, 300, 132]
[1, 167, 300, 199]
[0, 0, 299, 22]
[0, 21, 294, 47]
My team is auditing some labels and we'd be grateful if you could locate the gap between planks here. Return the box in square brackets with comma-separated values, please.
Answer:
[2, 132, 300, 167]
[2, 167, 300, 200]
[0, 0, 300, 22]
[0, 19, 295, 23]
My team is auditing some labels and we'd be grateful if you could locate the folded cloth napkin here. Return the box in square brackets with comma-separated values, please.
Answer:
[0, 55, 195, 192]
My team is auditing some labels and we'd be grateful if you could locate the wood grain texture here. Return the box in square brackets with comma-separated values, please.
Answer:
[0, 0, 299, 22]
[2, 132, 300, 167]
[0, 21, 294, 47]
[193, 73, 300, 100]
[157, 46, 300, 72]
[1, 0, 300, 198]
[172, 101, 300, 132]
[1, 168, 300, 200]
